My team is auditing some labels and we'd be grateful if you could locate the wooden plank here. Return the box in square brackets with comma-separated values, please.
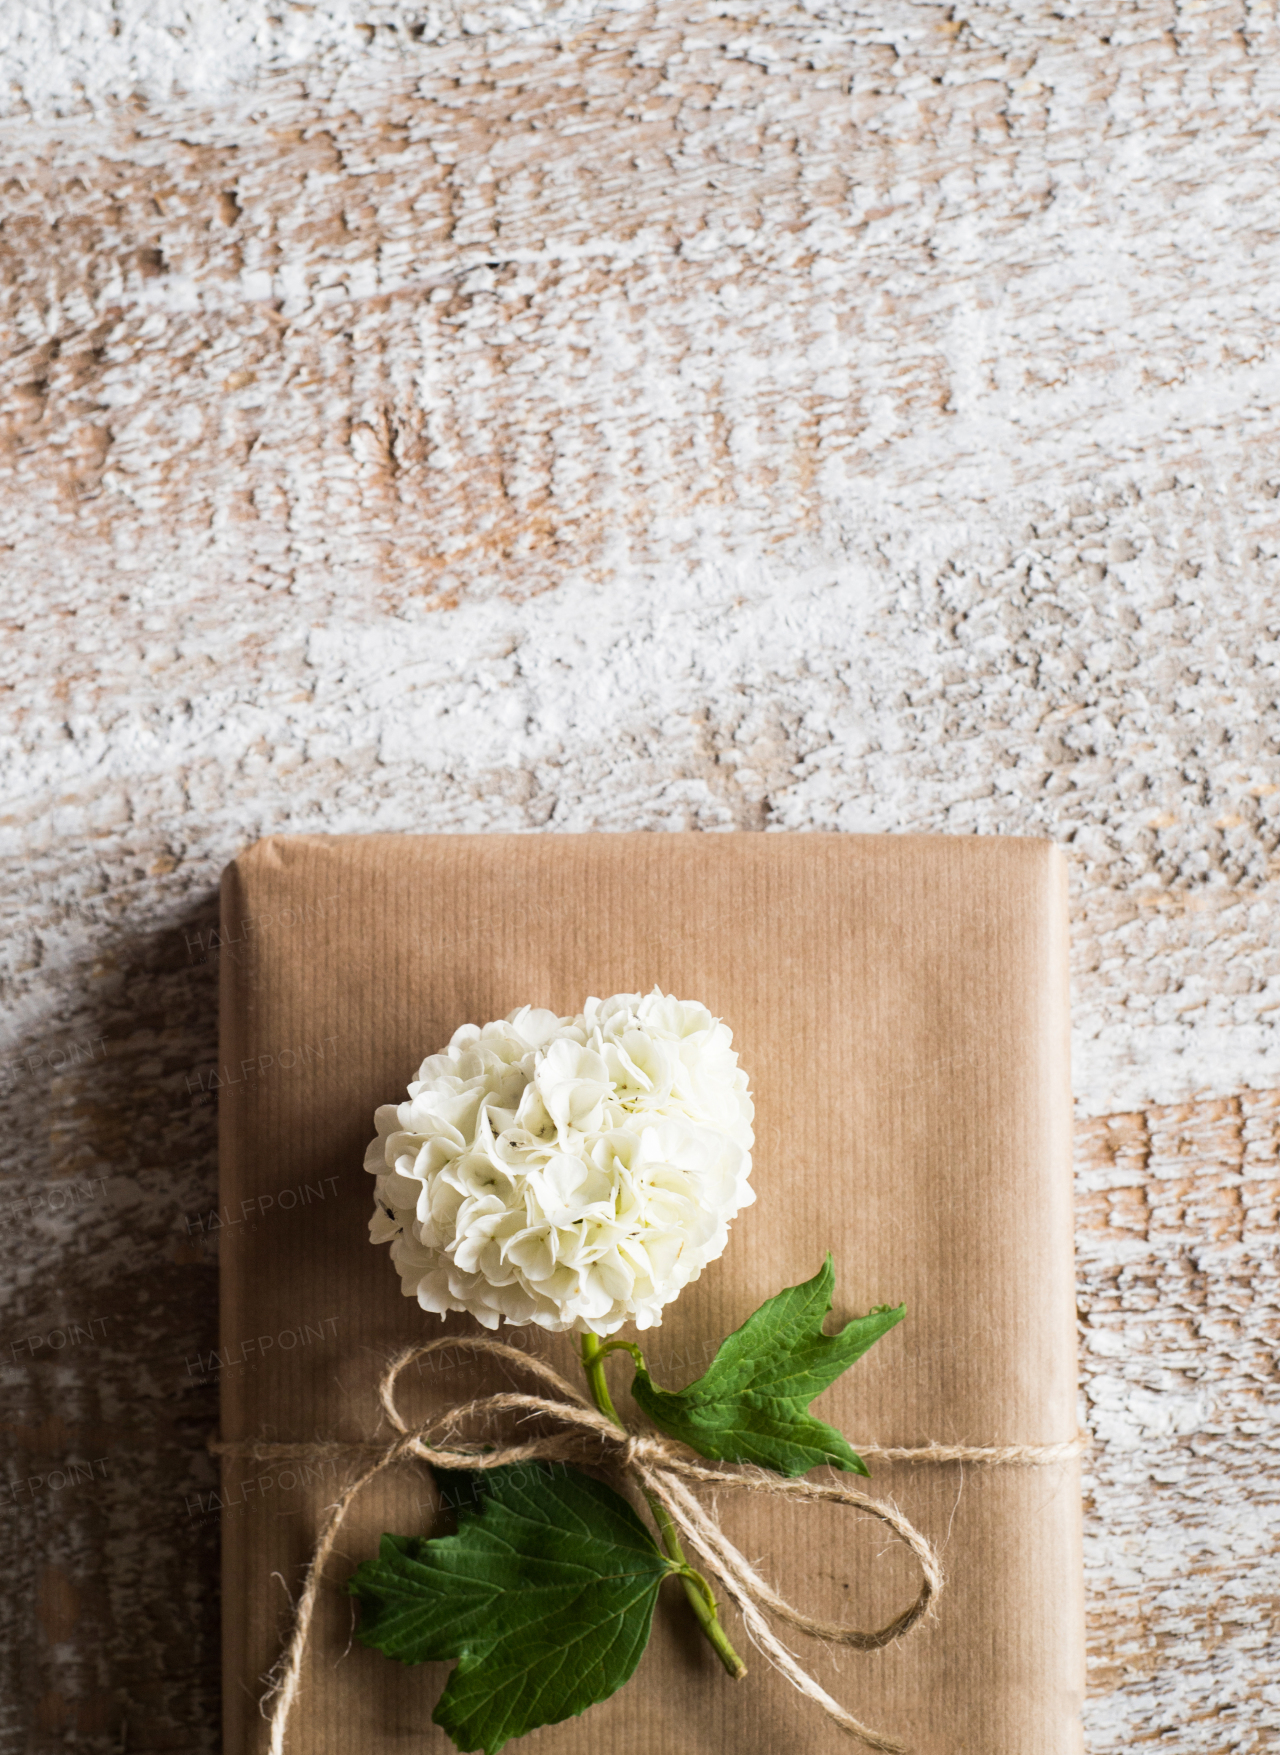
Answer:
[1077, 1092, 1280, 1748]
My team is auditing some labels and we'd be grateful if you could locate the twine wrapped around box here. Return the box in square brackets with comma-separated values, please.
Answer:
[212, 1335, 1087, 1755]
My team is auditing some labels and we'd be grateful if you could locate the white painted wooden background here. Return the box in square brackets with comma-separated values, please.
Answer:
[2, 1, 1278, 1749]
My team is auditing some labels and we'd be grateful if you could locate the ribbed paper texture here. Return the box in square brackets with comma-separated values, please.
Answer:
[218, 832, 1082, 1755]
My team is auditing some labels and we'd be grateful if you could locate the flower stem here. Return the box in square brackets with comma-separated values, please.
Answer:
[580, 1331, 625, 1426]
[580, 1333, 746, 1680]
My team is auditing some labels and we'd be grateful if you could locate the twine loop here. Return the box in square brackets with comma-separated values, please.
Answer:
[211, 1334, 1085, 1755]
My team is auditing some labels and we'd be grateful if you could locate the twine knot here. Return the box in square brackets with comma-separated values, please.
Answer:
[620, 1430, 671, 1470]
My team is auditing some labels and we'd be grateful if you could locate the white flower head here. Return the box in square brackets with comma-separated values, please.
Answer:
[365, 989, 755, 1335]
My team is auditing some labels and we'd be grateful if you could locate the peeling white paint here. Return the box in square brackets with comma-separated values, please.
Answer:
[1, 0, 641, 114]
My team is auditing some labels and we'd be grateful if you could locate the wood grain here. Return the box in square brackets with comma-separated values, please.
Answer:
[1076, 1092, 1280, 1749]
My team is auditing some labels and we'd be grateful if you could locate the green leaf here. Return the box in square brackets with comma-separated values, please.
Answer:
[631, 1254, 903, 1478]
[348, 1462, 673, 1755]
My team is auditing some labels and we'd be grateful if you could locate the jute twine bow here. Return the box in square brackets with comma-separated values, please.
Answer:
[210, 1335, 1086, 1755]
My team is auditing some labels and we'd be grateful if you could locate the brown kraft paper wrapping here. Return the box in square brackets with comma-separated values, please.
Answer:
[217, 832, 1083, 1755]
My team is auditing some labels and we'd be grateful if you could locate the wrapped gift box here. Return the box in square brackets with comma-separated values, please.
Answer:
[218, 833, 1082, 1754]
